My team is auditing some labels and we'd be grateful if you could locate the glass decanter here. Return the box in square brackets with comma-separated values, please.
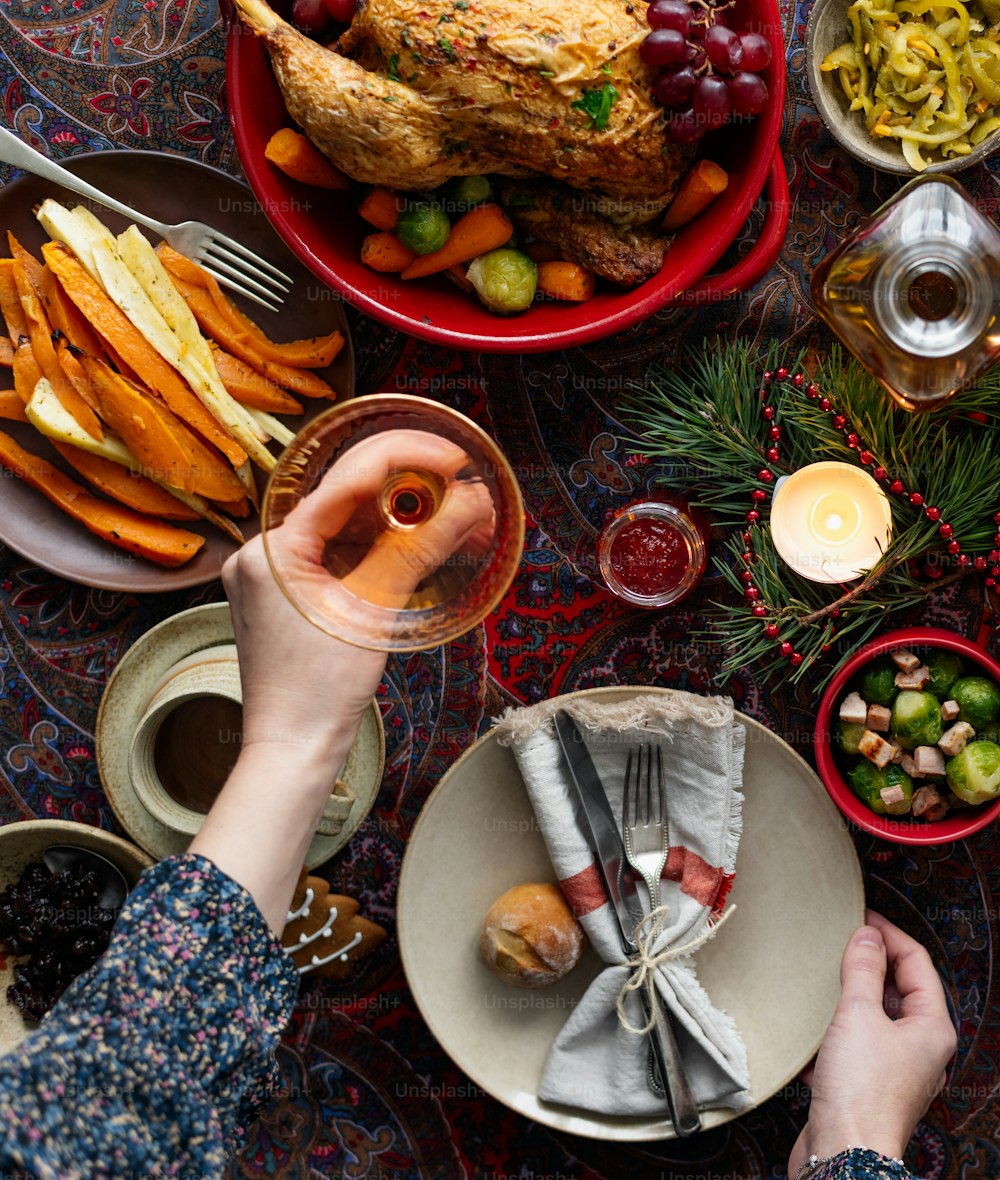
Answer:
[811, 175, 1000, 412]
[262, 395, 525, 651]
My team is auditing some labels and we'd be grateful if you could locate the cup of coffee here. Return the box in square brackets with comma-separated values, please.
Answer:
[128, 645, 245, 836]
[128, 645, 358, 838]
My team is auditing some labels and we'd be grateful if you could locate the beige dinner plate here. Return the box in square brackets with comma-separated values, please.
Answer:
[96, 603, 384, 867]
[398, 686, 864, 1141]
[0, 150, 354, 592]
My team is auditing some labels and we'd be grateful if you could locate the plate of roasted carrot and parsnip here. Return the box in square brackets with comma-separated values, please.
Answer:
[0, 150, 353, 591]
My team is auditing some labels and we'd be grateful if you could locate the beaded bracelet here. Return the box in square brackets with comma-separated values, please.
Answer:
[795, 1146, 907, 1180]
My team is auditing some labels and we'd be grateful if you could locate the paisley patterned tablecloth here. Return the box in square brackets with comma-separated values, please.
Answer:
[2, 3, 1000, 1177]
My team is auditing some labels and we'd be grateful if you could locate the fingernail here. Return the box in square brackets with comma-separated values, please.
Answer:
[855, 927, 883, 947]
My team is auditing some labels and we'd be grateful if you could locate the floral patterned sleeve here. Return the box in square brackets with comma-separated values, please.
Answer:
[806, 1147, 919, 1179]
[0, 852, 299, 1179]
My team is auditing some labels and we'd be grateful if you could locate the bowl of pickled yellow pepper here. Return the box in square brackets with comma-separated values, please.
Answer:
[807, 0, 1000, 172]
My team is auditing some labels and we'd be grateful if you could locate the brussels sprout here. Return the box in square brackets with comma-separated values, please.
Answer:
[848, 761, 914, 815]
[951, 676, 1000, 730]
[467, 248, 538, 314]
[946, 739, 1000, 805]
[925, 650, 964, 698]
[443, 175, 493, 211]
[973, 721, 1000, 744]
[838, 720, 866, 756]
[861, 657, 899, 707]
[891, 690, 943, 749]
[396, 203, 451, 255]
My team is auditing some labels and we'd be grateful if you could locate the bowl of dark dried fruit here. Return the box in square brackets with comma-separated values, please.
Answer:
[0, 820, 152, 1053]
[815, 628, 1000, 845]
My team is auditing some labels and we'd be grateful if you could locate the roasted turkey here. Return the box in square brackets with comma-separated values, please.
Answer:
[233, 0, 690, 282]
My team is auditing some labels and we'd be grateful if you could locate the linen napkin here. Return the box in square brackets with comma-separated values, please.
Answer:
[492, 690, 751, 1118]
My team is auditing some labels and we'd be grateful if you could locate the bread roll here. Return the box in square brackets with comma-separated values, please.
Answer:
[479, 882, 585, 989]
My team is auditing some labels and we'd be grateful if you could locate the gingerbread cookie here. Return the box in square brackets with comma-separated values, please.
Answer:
[281, 869, 386, 979]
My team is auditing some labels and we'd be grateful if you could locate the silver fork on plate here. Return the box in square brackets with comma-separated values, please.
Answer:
[621, 742, 702, 1135]
[623, 744, 670, 911]
[0, 125, 291, 311]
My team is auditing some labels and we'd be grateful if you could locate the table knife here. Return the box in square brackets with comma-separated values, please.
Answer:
[553, 709, 703, 1137]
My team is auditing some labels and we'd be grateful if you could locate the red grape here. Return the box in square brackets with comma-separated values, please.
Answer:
[654, 65, 697, 107]
[648, 0, 692, 34]
[666, 109, 705, 145]
[703, 24, 744, 73]
[739, 32, 773, 72]
[640, 29, 689, 68]
[693, 75, 731, 128]
[291, 0, 329, 31]
[729, 71, 769, 116]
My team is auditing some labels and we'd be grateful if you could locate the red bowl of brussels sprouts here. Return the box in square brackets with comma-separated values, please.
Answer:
[815, 627, 1000, 845]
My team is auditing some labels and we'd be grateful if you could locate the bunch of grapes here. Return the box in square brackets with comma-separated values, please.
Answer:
[290, 0, 356, 36]
[641, 0, 772, 145]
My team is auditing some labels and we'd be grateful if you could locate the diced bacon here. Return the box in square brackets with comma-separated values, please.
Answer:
[913, 745, 946, 776]
[938, 721, 975, 758]
[894, 665, 931, 691]
[941, 700, 961, 721]
[891, 650, 921, 672]
[866, 704, 892, 732]
[901, 753, 918, 777]
[879, 784, 907, 808]
[912, 785, 948, 821]
[859, 729, 895, 768]
[889, 737, 905, 764]
[839, 691, 869, 726]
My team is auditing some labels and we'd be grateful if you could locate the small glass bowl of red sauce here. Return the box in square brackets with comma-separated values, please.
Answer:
[597, 500, 708, 608]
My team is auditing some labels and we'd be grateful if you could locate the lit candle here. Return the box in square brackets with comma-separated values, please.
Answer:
[770, 461, 893, 583]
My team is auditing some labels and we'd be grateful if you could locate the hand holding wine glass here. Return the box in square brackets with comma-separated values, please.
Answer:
[262, 395, 524, 651]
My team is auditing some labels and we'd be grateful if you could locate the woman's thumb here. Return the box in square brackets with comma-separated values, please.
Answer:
[838, 925, 888, 1011]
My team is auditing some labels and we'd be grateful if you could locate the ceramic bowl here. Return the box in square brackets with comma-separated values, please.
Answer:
[815, 627, 1000, 843]
[0, 819, 153, 1055]
[806, 0, 1000, 175]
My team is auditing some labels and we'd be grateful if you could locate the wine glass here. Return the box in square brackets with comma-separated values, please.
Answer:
[261, 394, 525, 651]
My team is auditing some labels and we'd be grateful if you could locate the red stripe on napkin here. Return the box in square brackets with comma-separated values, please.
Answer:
[663, 846, 725, 909]
[559, 862, 611, 918]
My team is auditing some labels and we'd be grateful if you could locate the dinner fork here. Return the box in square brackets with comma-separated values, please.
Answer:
[623, 743, 670, 911]
[0, 126, 291, 311]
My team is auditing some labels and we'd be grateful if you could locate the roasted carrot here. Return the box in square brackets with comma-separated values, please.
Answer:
[52, 444, 201, 521]
[80, 356, 245, 503]
[536, 261, 596, 303]
[55, 338, 98, 408]
[361, 232, 417, 274]
[444, 265, 476, 294]
[12, 260, 103, 438]
[359, 187, 405, 232]
[39, 264, 105, 357]
[6, 233, 45, 294]
[265, 127, 351, 189]
[0, 427, 205, 567]
[0, 389, 27, 422]
[210, 346, 304, 414]
[156, 245, 344, 368]
[11, 337, 42, 406]
[161, 272, 338, 399]
[401, 204, 514, 280]
[0, 337, 12, 368]
[0, 260, 28, 346]
[662, 160, 729, 231]
[208, 494, 252, 520]
[42, 241, 247, 468]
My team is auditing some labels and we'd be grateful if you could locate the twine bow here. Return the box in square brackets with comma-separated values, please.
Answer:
[615, 904, 737, 1036]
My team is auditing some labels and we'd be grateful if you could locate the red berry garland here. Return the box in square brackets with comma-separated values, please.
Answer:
[737, 367, 987, 670]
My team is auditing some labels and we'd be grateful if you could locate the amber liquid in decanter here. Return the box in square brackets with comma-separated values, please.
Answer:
[811, 175, 1000, 412]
